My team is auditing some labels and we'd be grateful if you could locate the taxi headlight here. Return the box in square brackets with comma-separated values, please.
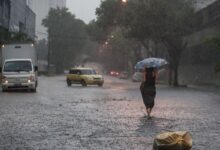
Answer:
[88, 77, 93, 80]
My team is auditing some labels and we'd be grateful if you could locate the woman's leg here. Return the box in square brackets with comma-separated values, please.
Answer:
[148, 108, 152, 117]
[146, 108, 150, 117]
[146, 108, 148, 116]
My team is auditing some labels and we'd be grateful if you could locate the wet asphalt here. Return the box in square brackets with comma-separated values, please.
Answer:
[0, 75, 220, 150]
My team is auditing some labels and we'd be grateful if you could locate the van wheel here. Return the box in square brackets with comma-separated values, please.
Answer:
[98, 83, 103, 87]
[31, 88, 37, 93]
[67, 79, 72, 86]
[35, 81, 38, 87]
[81, 80, 87, 87]
[2, 89, 7, 92]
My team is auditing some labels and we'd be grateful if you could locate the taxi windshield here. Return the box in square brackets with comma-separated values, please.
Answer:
[81, 70, 96, 75]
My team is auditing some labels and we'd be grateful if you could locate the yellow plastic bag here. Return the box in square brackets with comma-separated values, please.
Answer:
[153, 131, 192, 150]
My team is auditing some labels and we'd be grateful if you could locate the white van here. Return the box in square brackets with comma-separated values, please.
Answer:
[0, 44, 38, 92]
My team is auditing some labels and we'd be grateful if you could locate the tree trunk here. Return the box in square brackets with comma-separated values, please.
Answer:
[168, 68, 173, 86]
[134, 44, 142, 62]
[141, 40, 153, 57]
[173, 65, 179, 87]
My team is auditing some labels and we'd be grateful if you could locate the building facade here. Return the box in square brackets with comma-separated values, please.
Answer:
[10, 0, 36, 39]
[0, 0, 10, 30]
[194, 0, 218, 10]
[1, 0, 35, 42]
[27, 0, 66, 40]
[179, 0, 220, 86]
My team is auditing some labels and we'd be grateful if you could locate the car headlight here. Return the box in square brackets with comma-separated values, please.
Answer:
[4, 80, 9, 84]
[29, 75, 35, 82]
[2, 76, 8, 84]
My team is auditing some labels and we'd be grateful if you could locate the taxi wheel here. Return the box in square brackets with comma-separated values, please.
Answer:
[98, 83, 103, 87]
[81, 80, 87, 87]
[67, 79, 72, 86]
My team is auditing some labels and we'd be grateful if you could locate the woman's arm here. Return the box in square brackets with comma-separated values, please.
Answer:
[143, 68, 147, 82]
[144, 71, 146, 82]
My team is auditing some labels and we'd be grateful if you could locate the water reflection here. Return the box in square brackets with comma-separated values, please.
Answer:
[136, 116, 175, 138]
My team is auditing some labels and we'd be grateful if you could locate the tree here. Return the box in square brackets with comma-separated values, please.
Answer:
[207, 37, 220, 72]
[124, 0, 200, 86]
[96, 0, 200, 86]
[36, 39, 48, 61]
[42, 8, 88, 73]
[10, 32, 33, 43]
[96, 0, 123, 29]
[98, 28, 138, 73]
[94, 0, 127, 42]
[86, 20, 107, 43]
[92, 1, 143, 73]
[0, 29, 34, 44]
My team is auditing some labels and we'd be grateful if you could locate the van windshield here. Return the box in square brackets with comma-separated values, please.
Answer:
[3, 61, 32, 72]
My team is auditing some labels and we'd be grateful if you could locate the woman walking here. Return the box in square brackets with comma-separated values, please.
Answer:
[140, 67, 157, 119]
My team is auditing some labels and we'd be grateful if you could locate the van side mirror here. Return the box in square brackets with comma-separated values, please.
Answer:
[0, 67, 2, 73]
[34, 66, 38, 72]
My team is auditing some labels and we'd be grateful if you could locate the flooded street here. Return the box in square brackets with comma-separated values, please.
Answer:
[0, 76, 220, 150]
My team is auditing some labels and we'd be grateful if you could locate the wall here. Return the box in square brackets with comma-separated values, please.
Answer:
[178, 1, 220, 86]
[24, 6, 36, 39]
[9, 0, 26, 33]
[27, 0, 66, 40]
[194, 0, 217, 11]
[0, 0, 10, 29]
[10, 0, 36, 39]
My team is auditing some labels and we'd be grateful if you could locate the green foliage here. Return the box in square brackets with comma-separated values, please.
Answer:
[206, 37, 220, 49]
[96, 0, 120, 28]
[96, 0, 199, 86]
[0, 28, 10, 44]
[86, 20, 107, 43]
[10, 32, 34, 43]
[123, 0, 196, 43]
[36, 39, 48, 60]
[129, 0, 197, 86]
[99, 28, 139, 72]
[42, 7, 88, 73]
[0, 27, 33, 44]
[215, 63, 220, 72]
[213, 38, 220, 72]
[208, 37, 220, 72]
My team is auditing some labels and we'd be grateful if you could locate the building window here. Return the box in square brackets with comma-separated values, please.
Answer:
[19, 22, 25, 33]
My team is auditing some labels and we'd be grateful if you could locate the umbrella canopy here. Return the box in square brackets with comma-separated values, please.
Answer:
[135, 57, 168, 70]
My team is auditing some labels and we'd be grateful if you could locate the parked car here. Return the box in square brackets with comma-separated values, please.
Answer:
[118, 71, 129, 79]
[110, 70, 119, 77]
[0, 74, 2, 83]
[66, 68, 104, 87]
[132, 72, 144, 82]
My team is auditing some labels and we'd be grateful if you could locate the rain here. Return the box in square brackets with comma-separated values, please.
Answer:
[0, 0, 220, 149]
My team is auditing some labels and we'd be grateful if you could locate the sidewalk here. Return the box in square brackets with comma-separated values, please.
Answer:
[188, 84, 220, 93]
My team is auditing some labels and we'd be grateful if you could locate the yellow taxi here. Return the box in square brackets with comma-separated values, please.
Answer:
[66, 68, 104, 87]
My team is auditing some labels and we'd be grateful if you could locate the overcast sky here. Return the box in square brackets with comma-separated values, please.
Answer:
[66, 0, 101, 24]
